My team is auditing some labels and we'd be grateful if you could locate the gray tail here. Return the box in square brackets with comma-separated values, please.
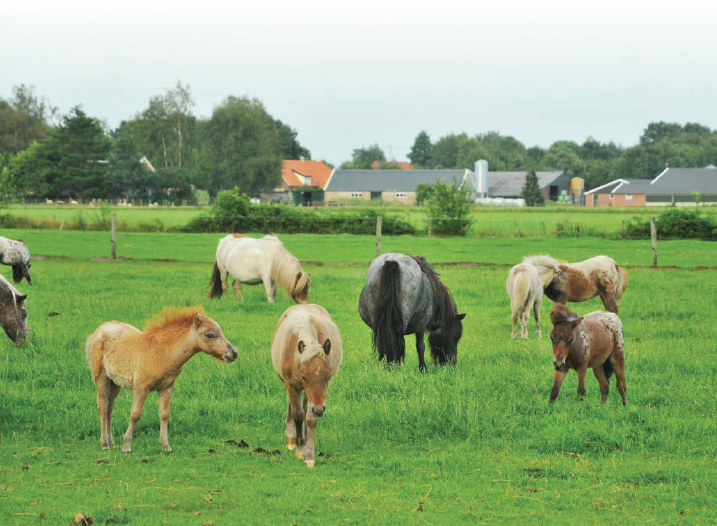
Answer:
[208, 261, 223, 298]
[372, 260, 405, 364]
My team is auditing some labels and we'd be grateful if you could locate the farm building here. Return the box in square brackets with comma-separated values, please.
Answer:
[584, 166, 717, 206]
[488, 171, 569, 201]
[275, 159, 333, 206]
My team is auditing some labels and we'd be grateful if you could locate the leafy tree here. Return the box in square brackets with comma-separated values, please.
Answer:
[0, 85, 56, 169]
[274, 119, 311, 159]
[408, 131, 434, 167]
[341, 144, 386, 169]
[416, 182, 435, 205]
[425, 179, 473, 236]
[205, 96, 281, 195]
[521, 170, 545, 206]
[106, 126, 153, 199]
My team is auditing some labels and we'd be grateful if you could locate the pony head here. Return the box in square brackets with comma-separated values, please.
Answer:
[297, 337, 333, 417]
[522, 254, 560, 289]
[428, 312, 466, 365]
[12, 262, 31, 285]
[0, 275, 28, 346]
[191, 312, 238, 363]
[549, 304, 582, 371]
[291, 272, 311, 304]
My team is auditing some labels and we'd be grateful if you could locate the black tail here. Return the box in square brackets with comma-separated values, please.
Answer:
[372, 260, 405, 364]
[208, 261, 223, 299]
[602, 360, 614, 381]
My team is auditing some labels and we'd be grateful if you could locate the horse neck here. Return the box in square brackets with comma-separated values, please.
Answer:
[428, 276, 457, 328]
[271, 248, 301, 293]
[145, 327, 198, 373]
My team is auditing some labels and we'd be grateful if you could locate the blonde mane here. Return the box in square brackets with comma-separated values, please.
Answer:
[144, 306, 205, 332]
[271, 245, 309, 296]
[522, 254, 561, 288]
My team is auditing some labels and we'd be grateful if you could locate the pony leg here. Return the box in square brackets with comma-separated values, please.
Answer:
[549, 369, 567, 404]
[158, 386, 174, 452]
[220, 269, 229, 297]
[600, 291, 619, 314]
[520, 310, 529, 340]
[592, 366, 610, 403]
[576, 366, 588, 400]
[285, 398, 296, 450]
[94, 374, 112, 450]
[511, 312, 518, 340]
[106, 382, 121, 447]
[304, 412, 318, 468]
[262, 276, 276, 303]
[122, 387, 150, 453]
[286, 387, 306, 459]
[533, 296, 542, 338]
[232, 280, 244, 301]
[415, 331, 427, 372]
[611, 356, 627, 406]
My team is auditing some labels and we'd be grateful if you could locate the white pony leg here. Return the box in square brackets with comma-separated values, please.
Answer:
[534, 296, 542, 338]
[262, 276, 275, 302]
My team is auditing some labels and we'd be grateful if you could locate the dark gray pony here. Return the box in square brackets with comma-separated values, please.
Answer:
[0, 274, 28, 345]
[358, 253, 465, 371]
[0, 236, 31, 284]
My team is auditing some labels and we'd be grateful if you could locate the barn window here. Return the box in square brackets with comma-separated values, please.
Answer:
[350, 192, 363, 198]
[625, 193, 633, 200]
[395, 192, 407, 198]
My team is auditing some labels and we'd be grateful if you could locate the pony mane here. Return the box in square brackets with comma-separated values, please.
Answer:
[550, 304, 579, 326]
[271, 245, 308, 295]
[413, 256, 458, 321]
[144, 306, 205, 332]
[522, 254, 559, 268]
[0, 273, 21, 305]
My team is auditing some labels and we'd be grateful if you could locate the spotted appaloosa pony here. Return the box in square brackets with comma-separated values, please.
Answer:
[271, 304, 342, 468]
[358, 253, 465, 371]
[506, 262, 547, 339]
[523, 254, 628, 314]
[0, 274, 28, 345]
[548, 304, 626, 405]
[0, 237, 31, 284]
[86, 306, 238, 452]
[209, 234, 310, 304]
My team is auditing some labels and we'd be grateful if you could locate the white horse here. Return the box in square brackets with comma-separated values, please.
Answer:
[208, 234, 310, 303]
[506, 263, 545, 339]
[0, 237, 32, 284]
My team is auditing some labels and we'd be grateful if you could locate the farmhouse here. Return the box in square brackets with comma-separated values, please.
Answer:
[585, 166, 717, 206]
[275, 159, 333, 206]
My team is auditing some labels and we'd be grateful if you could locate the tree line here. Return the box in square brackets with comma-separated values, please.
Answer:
[0, 83, 311, 201]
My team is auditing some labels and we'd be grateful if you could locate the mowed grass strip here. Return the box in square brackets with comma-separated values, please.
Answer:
[0, 249, 716, 525]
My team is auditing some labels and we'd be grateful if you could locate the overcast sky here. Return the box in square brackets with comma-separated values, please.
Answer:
[2, 0, 716, 165]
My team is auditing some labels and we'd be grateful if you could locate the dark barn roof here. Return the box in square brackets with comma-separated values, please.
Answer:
[324, 169, 471, 192]
[586, 167, 717, 195]
[488, 171, 566, 197]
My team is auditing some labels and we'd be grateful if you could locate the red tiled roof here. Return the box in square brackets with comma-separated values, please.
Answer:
[280, 160, 333, 189]
[371, 160, 414, 170]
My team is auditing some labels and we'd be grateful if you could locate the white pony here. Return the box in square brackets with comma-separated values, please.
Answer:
[208, 234, 310, 303]
[506, 263, 546, 339]
[0, 236, 32, 284]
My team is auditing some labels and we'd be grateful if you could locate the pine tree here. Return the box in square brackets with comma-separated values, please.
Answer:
[521, 170, 545, 206]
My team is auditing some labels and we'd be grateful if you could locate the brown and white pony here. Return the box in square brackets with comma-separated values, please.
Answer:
[0, 236, 31, 284]
[209, 234, 310, 304]
[523, 254, 628, 314]
[271, 304, 342, 468]
[0, 274, 28, 345]
[506, 262, 546, 339]
[86, 306, 238, 452]
[548, 304, 626, 405]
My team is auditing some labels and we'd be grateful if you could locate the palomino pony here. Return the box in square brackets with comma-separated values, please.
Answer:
[548, 304, 626, 405]
[86, 306, 238, 452]
[506, 262, 546, 339]
[271, 304, 342, 468]
[0, 274, 28, 345]
[209, 234, 310, 304]
[523, 254, 628, 314]
[358, 253, 466, 371]
[0, 236, 31, 284]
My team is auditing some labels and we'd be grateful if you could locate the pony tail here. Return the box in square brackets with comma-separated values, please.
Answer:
[208, 261, 223, 299]
[615, 265, 629, 300]
[373, 260, 405, 364]
[602, 359, 614, 381]
[510, 270, 531, 313]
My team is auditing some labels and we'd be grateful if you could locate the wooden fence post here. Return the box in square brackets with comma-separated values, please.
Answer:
[376, 216, 383, 257]
[621, 219, 625, 238]
[427, 218, 432, 237]
[650, 216, 657, 267]
[111, 214, 117, 259]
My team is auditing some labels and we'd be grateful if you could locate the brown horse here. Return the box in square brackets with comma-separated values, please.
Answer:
[524, 255, 628, 314]
[271, 304, 343, 468]
[0, 274, 28, 345]
[548, 304, 626, 405]
[86, 306, 238, 452]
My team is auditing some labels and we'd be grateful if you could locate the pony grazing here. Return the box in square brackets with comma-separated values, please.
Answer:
[506, 262, 545, 339]
[0, 274, 28, 345]
[86, 306, 238, 452]
[209, 234, 310, 304]
[0, 236, 31, 284]
[548, 304, 626, 405]
[358, 253, 466, 371]
[523, 254, 628, 314]
[271, 304, 342, 468]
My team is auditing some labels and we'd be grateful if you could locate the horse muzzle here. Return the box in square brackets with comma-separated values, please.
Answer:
[311, 405, 325, 418]
[554, 361, 567, 372]
[224, 346, 238, 363]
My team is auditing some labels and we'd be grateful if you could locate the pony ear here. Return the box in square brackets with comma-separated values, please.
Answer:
[457, 313, 466, 321]
[17, 295, 27, 302]
[298, 340, 305, 354]
[295, 272, 302, 284]
[571, 317, 583, 328]
[323, 339, 331, 355]
[193, 313, 204, 328]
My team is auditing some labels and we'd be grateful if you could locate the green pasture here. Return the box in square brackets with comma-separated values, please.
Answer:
[8, 202, 717, 237]
[1, 232, 716, 525]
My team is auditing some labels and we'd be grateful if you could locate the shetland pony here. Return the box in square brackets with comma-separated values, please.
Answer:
[208, 234, 310, 304]
[358, 253, 466, 371]
[86, 306, 238, 452]
[548, 304, 626, 405]
[0, 274, 28, 345]
[271, 304, 342, 468]
[506, 263, 544, 339]
[523, 254, 628, 314]
[0, 236, 31, 284]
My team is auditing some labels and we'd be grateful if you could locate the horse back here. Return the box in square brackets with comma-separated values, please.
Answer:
[582, 311, 624, 365]
[86, 321, 141, 384]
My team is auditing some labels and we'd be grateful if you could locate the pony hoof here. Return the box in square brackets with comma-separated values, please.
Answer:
[286, 438, 296, 450]
[102, 445, 111, 450]
[122, 445, 132, 453]
[163, 445, 172, 452]
[305, 460, 315, 468]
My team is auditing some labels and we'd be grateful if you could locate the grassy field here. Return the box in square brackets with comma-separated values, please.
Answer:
[1, 231, 716, 525]
[8, 202, 717, 237]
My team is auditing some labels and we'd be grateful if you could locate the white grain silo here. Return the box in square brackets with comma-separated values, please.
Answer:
[474, 160, 489, 198]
